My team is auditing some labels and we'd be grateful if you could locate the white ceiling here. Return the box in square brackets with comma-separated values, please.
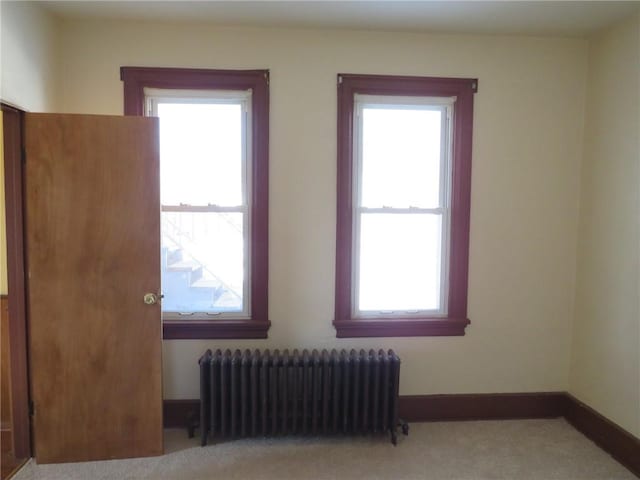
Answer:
[37, 1, 640, 37]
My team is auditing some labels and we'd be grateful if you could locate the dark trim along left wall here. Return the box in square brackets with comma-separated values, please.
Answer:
[2, 103, 31, 459]
[164, 393, 640, 478]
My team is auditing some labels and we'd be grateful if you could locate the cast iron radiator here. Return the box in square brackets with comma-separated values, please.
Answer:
[197, 349, 409, 445]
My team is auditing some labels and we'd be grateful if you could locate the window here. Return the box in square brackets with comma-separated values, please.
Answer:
[335, 74, 477, 337]
[121, 67, 269, 339]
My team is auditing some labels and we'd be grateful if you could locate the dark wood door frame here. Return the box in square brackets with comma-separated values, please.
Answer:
[2, 103, 31, 459]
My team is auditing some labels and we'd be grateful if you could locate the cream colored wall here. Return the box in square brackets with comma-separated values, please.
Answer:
[57, 20, 587, 400]
[0, 1, 59, 296]
[0, 0, 59, 111]
[569, 13, 640, 438]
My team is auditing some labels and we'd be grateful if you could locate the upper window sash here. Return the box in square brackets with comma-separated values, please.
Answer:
[146, 88, 252, 211]
[353, 95, 455, 211]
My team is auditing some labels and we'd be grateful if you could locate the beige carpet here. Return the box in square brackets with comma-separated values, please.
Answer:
[11, 419, 635, 479]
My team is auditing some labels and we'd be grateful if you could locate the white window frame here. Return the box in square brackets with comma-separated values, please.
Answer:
[352, 94, 455, 318]
[145, 87, 253, 319]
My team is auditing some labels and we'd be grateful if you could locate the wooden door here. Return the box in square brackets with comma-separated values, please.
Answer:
[24, 113, 163, 463]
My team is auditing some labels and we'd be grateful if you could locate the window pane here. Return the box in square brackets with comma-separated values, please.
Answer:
[361, 107, 442, 208]
[158, 103, 243, 206]
[161, 211, 244, 313]
[358, 213, 442, 312]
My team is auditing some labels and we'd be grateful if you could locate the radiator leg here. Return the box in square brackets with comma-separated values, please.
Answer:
[400, 419, 409, 436]
[186, 411, 199, 442]
[198, 424, 207, 446]
[390, 419, 409, 445]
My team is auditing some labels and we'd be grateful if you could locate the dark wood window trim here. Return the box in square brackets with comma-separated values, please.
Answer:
[121, 67, 270, 339]
[2, 103, 31, 458]
[334, 74, 477, 338]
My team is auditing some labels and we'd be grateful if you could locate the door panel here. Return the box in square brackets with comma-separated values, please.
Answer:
[25, 113, 162, 463]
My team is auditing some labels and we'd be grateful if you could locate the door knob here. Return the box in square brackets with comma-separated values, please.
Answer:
[143, 293, 158, 305]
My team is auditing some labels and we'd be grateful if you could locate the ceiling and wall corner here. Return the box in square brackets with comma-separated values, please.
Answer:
[0, 0, 60, 112]
[36, 1, 640, 38]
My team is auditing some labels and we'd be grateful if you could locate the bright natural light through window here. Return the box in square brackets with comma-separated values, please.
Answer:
[354, 95, 453, 316]
[147, 90, 250, 317]
[158, 103, 243, 206]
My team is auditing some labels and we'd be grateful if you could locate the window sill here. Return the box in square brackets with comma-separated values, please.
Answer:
[163, 319, 271, 339]
[333, 317, 470, 338]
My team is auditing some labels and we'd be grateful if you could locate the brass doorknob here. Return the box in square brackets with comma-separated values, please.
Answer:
[143, 293, 158, 305]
